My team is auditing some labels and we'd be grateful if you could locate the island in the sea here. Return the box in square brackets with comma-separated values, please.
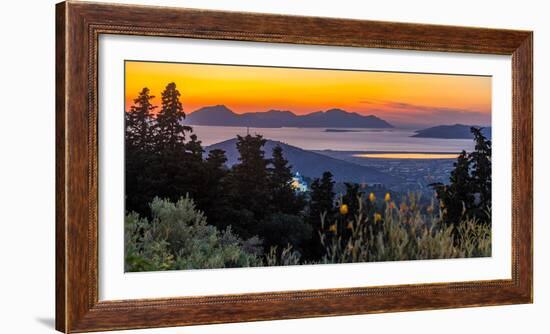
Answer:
[184, 105, 394, 128]
[412, 124, 492, 139]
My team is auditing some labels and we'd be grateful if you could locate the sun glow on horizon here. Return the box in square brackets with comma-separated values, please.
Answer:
[125, 61, 491, 127]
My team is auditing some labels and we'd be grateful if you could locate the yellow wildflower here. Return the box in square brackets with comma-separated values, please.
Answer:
[329, 224, 337, 233]
[339, 204, 349, 215]
[384, 193, 391, 202]
[369, 192, 376, 202]
[374, 213, 382, 223]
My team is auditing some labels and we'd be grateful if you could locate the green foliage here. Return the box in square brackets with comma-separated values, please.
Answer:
[261, 193, 491, 266]
[432, 127, 492, 228]
[200, 149, 230, 230]
[269, 145, 305, 214]
[125, 84, 228, 222]
[226, 134, 271, 228]
[125, 87, 156, 150]
[318, 194, 491, 264]
[265, 245, 302, 266]
[434, 151, 474, 227]
[125, 87, 158, 216]
[155, 82, 192, 151]
[125, 197, 263, 272]
[224, 135, 307, 239]
[259, 213, 312, 257]
[307, 171, 335, 259]
[124, 212, 175, 272]
[125, 194, 491, 271]
[470, 127, 492, 223]
[148, 83, 203, 208]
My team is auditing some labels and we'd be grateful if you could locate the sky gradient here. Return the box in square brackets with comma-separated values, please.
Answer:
[125, 61, 491, 127]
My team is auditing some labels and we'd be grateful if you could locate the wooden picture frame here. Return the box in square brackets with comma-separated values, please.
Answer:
[56, 1, 533, 332]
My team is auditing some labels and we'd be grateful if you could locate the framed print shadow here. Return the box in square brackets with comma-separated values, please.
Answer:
[56, 1, 533, 332]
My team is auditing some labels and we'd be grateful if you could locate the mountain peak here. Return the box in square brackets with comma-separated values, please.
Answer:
[325, 108, 347, 114]
[193, 105, 233, 114]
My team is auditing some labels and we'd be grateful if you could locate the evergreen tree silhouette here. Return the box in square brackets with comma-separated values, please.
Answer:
[150, 83, 198, 204]
[269, 145, 305, 215]
[200, 149, 230, 230]
[432, 127, 492, 232]
[307, 171, 335, 259]
[470, 127, 492, 225]
[126, 87, 156, 150]
[226, 134, 271, 238]
[205, 149, 228, 179]
[125, 87, 157, 216]
[435, 151, 474, 228]
[155, 82, 191, 152]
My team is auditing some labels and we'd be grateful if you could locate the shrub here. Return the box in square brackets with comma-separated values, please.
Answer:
[125, 196, 263, 271]
[125, 194, 491, 271]
[124, 212, 175, 272]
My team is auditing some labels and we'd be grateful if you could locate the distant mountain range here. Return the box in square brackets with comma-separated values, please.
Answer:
[205, 138, 400, 184]
[412, 124, 492, 139]
[184, 105, 393, 128]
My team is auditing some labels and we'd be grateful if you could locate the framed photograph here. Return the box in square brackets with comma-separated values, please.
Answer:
[56, 1, 532, 332]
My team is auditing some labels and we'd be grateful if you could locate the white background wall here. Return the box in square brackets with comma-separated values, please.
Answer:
[0, 0, 546, 333]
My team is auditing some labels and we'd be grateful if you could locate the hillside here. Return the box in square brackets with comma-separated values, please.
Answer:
[412, 124, 492, 139]
[185, 105, 393, 128]
[205, 138, 400, 185]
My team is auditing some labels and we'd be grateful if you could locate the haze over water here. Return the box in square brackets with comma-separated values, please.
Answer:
[191, 126, 475, 153]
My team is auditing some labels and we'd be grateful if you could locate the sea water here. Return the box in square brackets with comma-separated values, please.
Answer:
[189, 125, 475, 153]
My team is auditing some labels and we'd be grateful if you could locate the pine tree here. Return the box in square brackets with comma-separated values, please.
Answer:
[149, 83, 202, 205]
[201, 149, 230, 230]
[432, 127, 492, 231]
[125, 87, 157, 216]
[269, 145, 304, 214]
[470, 127, 492, 225]
[307, 171, 335, 259]
[226, 134, 271, 237]
[185, 134, 204, 158]
[310, 172, 336, 219]
[177, 133, 206, 206]
[437, 151, 474, 227]
[205, 149, 228, 176]
[125, 87, 156, 150]
[155, 82, 192, 152]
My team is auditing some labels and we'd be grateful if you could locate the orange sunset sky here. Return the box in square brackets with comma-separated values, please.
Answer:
[125, 61, 491, 127]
